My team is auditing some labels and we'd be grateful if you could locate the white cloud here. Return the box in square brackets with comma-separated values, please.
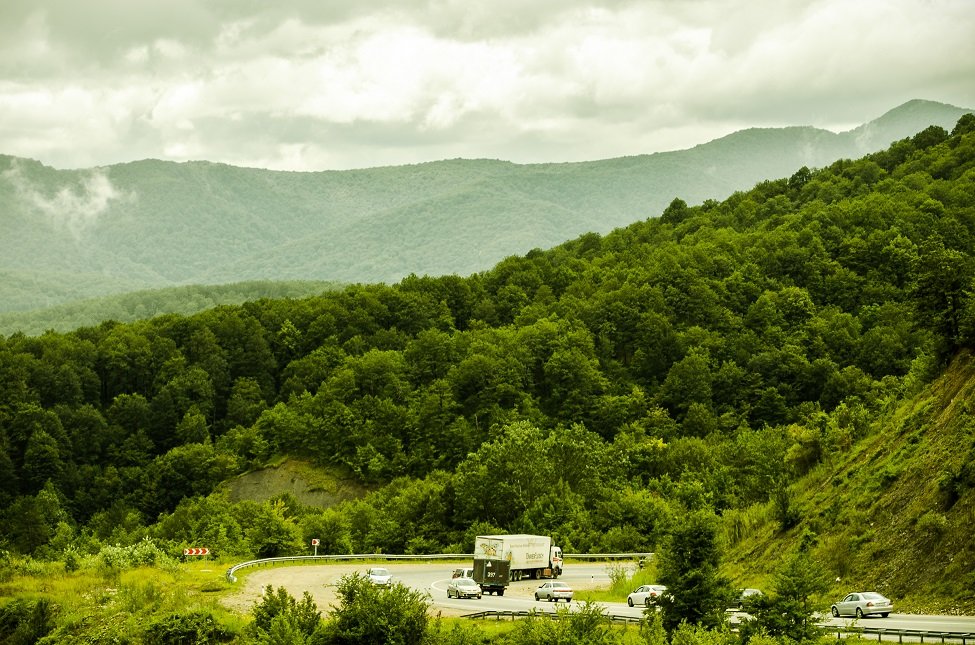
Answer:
[2, 161, 133, 238]
[0, 0, 972, 171]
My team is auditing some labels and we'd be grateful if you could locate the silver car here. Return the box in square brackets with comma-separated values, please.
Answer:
[831, 591, 893, 618]
[627, 584, 667, 607]
[534, 581, 573, 602]
[446, 577, 482, 599]
[366, 567, 392, 586]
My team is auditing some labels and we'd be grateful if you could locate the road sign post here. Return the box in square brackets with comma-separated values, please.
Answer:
[311, 538, 319, 556]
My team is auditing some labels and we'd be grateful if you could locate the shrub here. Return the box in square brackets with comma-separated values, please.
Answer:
[319, 573, 428, 645]
[143, 610, 234, 644]
[0, 597, 58, 645]
[251, 585, 321, 639]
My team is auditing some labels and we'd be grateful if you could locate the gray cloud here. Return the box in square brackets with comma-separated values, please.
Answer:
[0, 0, 972, 171]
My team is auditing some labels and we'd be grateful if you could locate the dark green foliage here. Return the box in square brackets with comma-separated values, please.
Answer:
[143, 610, 235, 645]
[319, 574, 428, 645]
[0, 115, 974, 564]
[739, 539, 827, 644]
[0, 597, 57, 645]
[656, 509, 731, 632]
[251, 585, 322, 640]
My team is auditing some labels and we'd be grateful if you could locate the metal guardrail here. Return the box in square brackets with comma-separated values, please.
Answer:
[461, 613, 974, 642]
[225, 553, 472, 582]
[828, 626, 974, 644]
[224, 552, 654, 582]
[463, 609, 642, 624]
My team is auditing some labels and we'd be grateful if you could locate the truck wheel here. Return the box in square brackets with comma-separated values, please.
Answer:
[497, 589, 504, 597]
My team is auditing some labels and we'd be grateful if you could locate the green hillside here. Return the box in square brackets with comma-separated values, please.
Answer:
[2, 113, 975, 641]
[727, 349, 975, 612]
[0, 280, 341, 336]
[1, 99, 970, 313]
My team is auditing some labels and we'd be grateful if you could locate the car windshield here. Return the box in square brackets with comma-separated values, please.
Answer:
[552, 582, 569, 588]
[456, 578, 476, 585]
[371, 568, 389, 576]
[862, 592, 885, 600]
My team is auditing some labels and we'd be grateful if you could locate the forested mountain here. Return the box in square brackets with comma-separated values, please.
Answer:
[1, 99, 970, 314]
[0, 280, 340, 336]
[2, 115, 974, 618]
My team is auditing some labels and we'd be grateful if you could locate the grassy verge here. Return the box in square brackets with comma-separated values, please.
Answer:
[575, 560, 662, 603]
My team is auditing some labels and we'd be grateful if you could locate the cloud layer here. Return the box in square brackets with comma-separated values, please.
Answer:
[1, 0, 973, 171]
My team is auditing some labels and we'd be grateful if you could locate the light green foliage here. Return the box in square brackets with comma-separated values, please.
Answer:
[506, 602, 624, 645]
[670, 621, 737, 645]
[98, 538, 174, 570]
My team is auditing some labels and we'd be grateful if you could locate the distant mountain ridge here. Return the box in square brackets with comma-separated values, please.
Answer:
[1, 98, 971, 315]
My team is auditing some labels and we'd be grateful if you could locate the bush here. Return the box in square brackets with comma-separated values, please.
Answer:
[0, 597, 58, 645]
[916, 511, 949, 539]
[143, 610, 234, 644]
[318, 573, 428, 645]
[506, 602, 620, 645]
[251, 585, 321, 639]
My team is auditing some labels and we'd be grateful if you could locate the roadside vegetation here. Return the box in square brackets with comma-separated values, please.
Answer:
[3, 116, 975, 641]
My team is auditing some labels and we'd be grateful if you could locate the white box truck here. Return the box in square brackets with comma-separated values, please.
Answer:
[474, 534, 563, 585]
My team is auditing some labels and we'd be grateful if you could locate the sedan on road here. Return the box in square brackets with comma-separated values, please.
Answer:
[366, 567, 392, 586]
[627, 584, 667, 607]
[831, 592, 893, 618]
[535, 581, 574, 602]
[446, 577, 482, 599]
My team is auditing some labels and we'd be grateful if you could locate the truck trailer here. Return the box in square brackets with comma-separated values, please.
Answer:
[473, 534, 563, 592]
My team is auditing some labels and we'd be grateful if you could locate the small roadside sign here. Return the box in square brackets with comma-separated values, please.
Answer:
[183, 548, 210, 556]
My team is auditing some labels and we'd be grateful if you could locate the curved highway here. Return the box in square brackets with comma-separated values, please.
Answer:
[224, 561, 975, 637]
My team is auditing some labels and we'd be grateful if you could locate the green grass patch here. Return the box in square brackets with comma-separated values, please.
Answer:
[575, 560, 662, 603]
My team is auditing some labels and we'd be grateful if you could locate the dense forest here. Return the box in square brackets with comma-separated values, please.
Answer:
[2, 114, 974, 602]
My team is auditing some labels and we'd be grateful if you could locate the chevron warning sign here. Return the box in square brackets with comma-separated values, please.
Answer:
[183, 548, 210, 556]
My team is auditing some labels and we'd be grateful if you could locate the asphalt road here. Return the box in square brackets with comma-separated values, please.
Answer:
[222, 561, 975, 638]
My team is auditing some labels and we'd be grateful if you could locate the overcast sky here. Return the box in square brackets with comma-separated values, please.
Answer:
[1, 0, 973, 172]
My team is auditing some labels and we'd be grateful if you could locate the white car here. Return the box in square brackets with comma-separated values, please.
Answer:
[534, 581, 573, 602]
[627, 584, 667, 607]
[366, 567, 392, 586]
[831, 592, 892, 618]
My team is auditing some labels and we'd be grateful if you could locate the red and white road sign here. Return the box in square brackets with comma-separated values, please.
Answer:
[311, 539, 320, 546]
[183, 548, 210, 556]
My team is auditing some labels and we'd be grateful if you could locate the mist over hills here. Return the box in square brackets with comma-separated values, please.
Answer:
[1, 98, 970, 316]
